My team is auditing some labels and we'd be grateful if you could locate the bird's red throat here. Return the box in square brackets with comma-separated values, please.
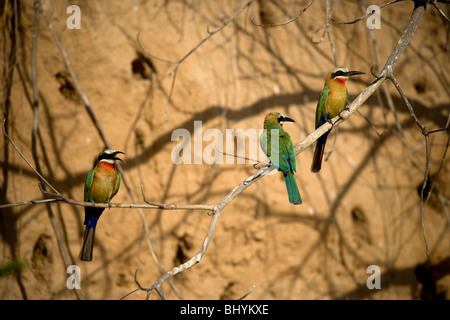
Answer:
[98, 161, 115, 170]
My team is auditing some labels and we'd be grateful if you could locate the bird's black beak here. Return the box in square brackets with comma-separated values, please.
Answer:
[279, 116, 295, 123]
[112, 151, 125, 163]
[343, 70, 365, 77]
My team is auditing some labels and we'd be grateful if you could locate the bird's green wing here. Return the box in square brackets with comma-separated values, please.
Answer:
[84, 169, 95, 201]
[263, 128, 282, 169]
[345, 87, 349, 106]
[285, 133, 297, 172]
[112, 171, 122, 199]
[315, 86, 329, 128]
[278, 131, 296, 174]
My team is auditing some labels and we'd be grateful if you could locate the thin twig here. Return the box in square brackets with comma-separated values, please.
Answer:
[331, 0, 404, 25]
[250, 0, 314, 27]
[432, 0, 450, 23]
[325, 0, 338, 66]
[388, 75, 425, 132]
[238, 285, 256, 300]
[0, 198, 63, 209]
[215, 143, 269, 165]
[388, 73, 431, 257]
[428, 128, 450, 134]
[310, 0, 337, 65]
[137, 0, 255, 120]
[2, 119, 60, 195]
[0, 162, 216, 211]
[41, 11, 111, 147]
[140, 186, 216, 211]
[424, 117, 450, 207]
[30, 0, 75, 297]
[420, 134, 431, 257]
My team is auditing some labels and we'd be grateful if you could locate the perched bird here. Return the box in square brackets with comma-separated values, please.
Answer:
[79, 149, 124, 262]
[260, 112, 302, 205]
[311, 68, 365, 173]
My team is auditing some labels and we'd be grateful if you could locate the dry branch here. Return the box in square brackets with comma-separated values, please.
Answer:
[250, 0, 314, 27]
[28, 0, 81, 300]
[331, 0, 404, 25]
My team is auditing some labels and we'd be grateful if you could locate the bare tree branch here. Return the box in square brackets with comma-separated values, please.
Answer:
[134, 166, 273, 299]
[432, 0, 450, 23]
[331, 0, 405, 25]
[310, 0, 338, 66]
[29, 0, 78, 298]
[0, 130, 217, 214]
[41, 11, 111, 147]
[250, 0, 314, 27]
[388, 73, 431, 257]
[2, 119, 59, 195]
[238, 285, 256, 300]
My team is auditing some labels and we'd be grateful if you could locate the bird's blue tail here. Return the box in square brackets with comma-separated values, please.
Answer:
[284, 172, 302, 205]
[79, 208, 103, 262]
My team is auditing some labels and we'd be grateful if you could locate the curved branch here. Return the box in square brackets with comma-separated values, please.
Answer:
[331, 0, 405, 25]
[431, 0, 450, 23]
[2, 119, 60, 195]
[250, 0, 314, 27]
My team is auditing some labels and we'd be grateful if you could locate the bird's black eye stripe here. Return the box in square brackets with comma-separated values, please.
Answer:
[332, 70, 346, 78]
[98, 153, 112, 162]
[97, 154, 107, 162]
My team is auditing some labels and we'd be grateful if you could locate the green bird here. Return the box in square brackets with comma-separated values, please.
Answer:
[260, 112, 302, 205]
[80, 149, 124, 262]
[311, 68, 365, 173]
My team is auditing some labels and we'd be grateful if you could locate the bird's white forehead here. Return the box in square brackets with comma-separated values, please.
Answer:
[332, 68, 349, 79]
[333, 67, 348, 73]
[103, 149, 115, 154]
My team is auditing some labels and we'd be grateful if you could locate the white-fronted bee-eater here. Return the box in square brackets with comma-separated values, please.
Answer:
[260, 112, 302, 205]
[311, 68, 365, 173]
[79, 149, 124, 262]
